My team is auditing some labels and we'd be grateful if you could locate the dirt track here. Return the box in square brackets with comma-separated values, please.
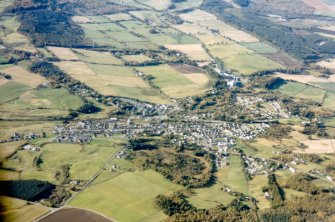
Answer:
[38, 208, 113, 222]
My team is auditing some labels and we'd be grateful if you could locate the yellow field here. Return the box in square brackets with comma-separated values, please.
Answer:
[0, 196, 50, 222]
[222, 29, 259, 42]
[179, 9, 217, 22]
[295, 139, 335, 154]
[275, 72, 335, 83]
[71, 16, 93, 23]
[47, 47, 79, 60]
[183, 73, 210, 85]
[196, 34, 231, 45]
[165, 44, 212, 61]
[1, 66, 47, 88]
[73, 49, 123, 65]
[317, 58, 335, 70]
[173, 23, 207, 35]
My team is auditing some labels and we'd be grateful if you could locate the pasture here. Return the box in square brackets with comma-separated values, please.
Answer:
[104, 13, 132, 22]
[242, 42, 278, 54]
[317, 58, 335, 70]
[0, 196, 49, 222]
[248, 175, 271, 210]
[70, 169, 183, 222]
[275, 81, 326, 103]
[208, 44, 284, 74]
[47, 47, 79, 60]
[165, 44, 212, 61]
[0, 82, 30, 104]
[295, 139, 335, 154]
[221, 156, 249, 195]
[122, 54, 153, 63]
[137, 64, 212, 98]
[73, 49, 123, 65]
[1, 66, 47, 88]
[187, 169, 235, 209]
[0, 141, 25, 161]
[140, 0, 171, 10]
[2, 137, 125, 184]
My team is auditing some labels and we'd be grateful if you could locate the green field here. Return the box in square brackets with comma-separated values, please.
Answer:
[0, 82, 30, 104]
[1, 137, 125, 184]
[137, 64, 210, 98]
[242, 42, 278, 54]
[323, 91, 335, 109]
[74, 49, 123, 65]
[221, 155, 249, 195]
[70, 169, 183, 222]
[187, 169, 235, 209]
[275, 81, 326, 103]
[208, 44, 284, 75]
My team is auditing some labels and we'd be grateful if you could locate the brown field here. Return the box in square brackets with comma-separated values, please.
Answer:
[39, 208, 113, 222]
[1, 66, 47, 88]
[274, 72, 335, 83]
[264, 53, 302, 68]
[317, 58, 335, 70]
[303, 0, 330, 11]
[170, 64, 206, 74]
[295, 139, 335, 154]
[47, 47, 79, 60]
[71, 16, 93, 23]
[165, 44, 212, 61]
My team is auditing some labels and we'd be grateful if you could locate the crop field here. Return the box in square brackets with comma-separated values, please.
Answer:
[129, 10, 164, 26]
[165, 44, 212, 61]
[140, 0, 171, 10]
[275, 72, 335, 84]
[39, 208, 113, 222]
[317, 58, 335, 70]
[275, 81, 326, 103]
[104, 13, 132, 22]
[1, 65, 47, 88]
[0, 16, 36, 52]
[242, 42, 278, 54]
[121, 54, 152, 63]
[70, 169, 183, 222]
[73, 49, 123, 65]
[0, 196, 50, 222]
[2, 137, 124, 184]
[137, 64, 212, 98]
[208, 44, 284, 74]
[179, 9, 218, 22]
[195, 34, 231, 45]
[187, 169, 235, 209]
[47, 47, 79, 60]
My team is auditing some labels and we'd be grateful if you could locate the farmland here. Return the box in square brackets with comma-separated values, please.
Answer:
[70, 169, 183, 222]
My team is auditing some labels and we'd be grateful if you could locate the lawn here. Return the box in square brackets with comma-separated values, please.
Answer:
[70, 169, 183, 222]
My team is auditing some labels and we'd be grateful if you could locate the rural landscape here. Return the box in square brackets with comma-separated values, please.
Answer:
[0, 0, 335, 221]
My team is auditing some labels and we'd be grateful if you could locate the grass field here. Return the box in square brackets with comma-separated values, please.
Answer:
[248, 175, 271, 210]
[137, 64, 211, 98]
[47, 47, 79, 60]
[242, 42, 278, 54]
[0, 141, 25, 161]
[70, 169, 183, 222]
[104, 13, 132, 22]
[140, 0, 171, 10]
[73, 49, 123, 65]
[275, 81, 326, 103]
[1, 137, 125, 184]
[221, 155, 249, 195]
[0, 196, 50, 222]
[323, 91, 335, 109]
[122, 54, 153, 63]
[187, 169, 235, 209]
[0, 82, 30, 104]
[208, 44, 285, 74]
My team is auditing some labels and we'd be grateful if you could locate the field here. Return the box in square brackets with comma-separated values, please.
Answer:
[317, 58, 335, 70]
[221, 155, 249, 195]
[275, 72, 335, 84]
[1, 137, 125, 184]
[39, 208, 112, 222]
[70, 169, 183, 222]
[295, 139, 335, 154]
[0, 141, 25, 161]
[248, 175, 271, 210]
[73, 49, 123, 65]
[54, 61, 169, 103]
[121, 54, 153, 63]
[104, 13, 132, 22]
[0, 195, 50, 222]
[208, 44, 285, 75]
[242, 42, 278, 54]
[137, 64, 212, 98]
[140, 0, 171, 10]
[275, 81, 326, 103]
[165, 44, 212, 61]
[47, 47, 79, 60]
[0, 66, 47, 88]
[187, 169, 235, 209]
